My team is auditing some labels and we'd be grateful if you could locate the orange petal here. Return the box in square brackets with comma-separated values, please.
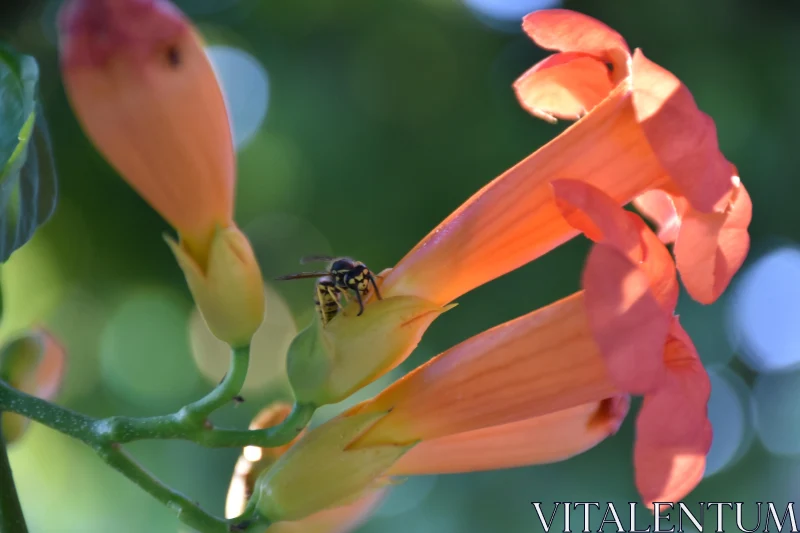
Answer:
[388, 396, 628, 476]
[634, 319, 712, 504]
[631, 49, 734, 214]
[59, 0, 235, 254]
[583, 244, 670, 395]
[551, 179, 641, 257]
[674, 178, 752, 304]
[514, 52, 614, 123]
[635, 420, 711, 506]
[633, 190, 683, 244]
[552, 178, 677, 315]
[267, 489, 387, 533]
[521, 9, 630, 77]
[347, 292, 618, 447]
[381, 83, 668, 305]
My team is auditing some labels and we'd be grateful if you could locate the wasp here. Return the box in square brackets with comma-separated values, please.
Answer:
[276, 256, 383, 324]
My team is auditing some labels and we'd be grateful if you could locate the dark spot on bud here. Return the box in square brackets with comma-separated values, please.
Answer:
[233, 395, 245, 404]
[605, 62, 614, 73]
[166, 45, 181, 67]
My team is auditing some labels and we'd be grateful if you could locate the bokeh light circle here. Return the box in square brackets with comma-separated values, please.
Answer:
[100, 287, 200, 405]
[206, 45, 270, 151]
[704, 368, 753, 477]
[726, 246, 800, 373]
[189, 283, 297, 393]
[752, 370, 800, 456]
[462, 0, 561, 31]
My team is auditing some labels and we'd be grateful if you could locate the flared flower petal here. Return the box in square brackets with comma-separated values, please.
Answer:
[673, 177, 752, 303]
[634, 318, 712, 505]
[629, 50, 731, 213]
[520, 9, 630, 75]
[387, 396, 628, 476]
[58, 0, 235, 258]
[381, 9, 747, 307]
[633, 190, 684, 244]
[347, 292, 618, 448]
[552, 179, 677, 393]
[513, 52, 615, 123]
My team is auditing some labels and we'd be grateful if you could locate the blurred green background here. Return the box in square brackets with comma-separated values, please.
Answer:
[1, 0, 799, 531]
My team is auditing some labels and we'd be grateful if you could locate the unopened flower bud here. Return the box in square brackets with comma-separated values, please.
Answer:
[287, 296, 454, 406]
[253, 411, 412, 522]
[58, 0, 235, 256]
[166, 225, 265, 347]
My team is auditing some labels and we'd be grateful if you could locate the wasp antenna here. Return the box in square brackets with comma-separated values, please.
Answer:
[300, 254, 336, 265]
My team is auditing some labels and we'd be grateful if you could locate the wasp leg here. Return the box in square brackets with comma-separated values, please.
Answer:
[326, 286, 345, 310]
[354, 288, 365, 316]
[368, 272, 383, 300]
[338, 289, 352, 304]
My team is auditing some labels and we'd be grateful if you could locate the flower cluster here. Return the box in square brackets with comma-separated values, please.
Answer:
[258, 8, 751, 523]
[56, 2, 751, 531]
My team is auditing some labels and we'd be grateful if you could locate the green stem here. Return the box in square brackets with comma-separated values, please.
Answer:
[0, 378, 316, 448]
[0, 344, 314, 533]
[96, 444, 228, 533]
[0, 420, 29, 533]
[102, 344, 252, 441]
[186, 344, 251, 420]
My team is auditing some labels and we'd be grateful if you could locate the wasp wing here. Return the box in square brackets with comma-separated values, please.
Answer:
[299, 254, 337, 265]
[275, 271, 329, 281]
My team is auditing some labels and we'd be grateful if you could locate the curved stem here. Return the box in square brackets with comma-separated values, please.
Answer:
[0, 378, 316, 448]
[0, 344, 314, 533]
[96, 444, 228, 533]
[102, 345, 252, 441]
[0, 422, 29, 533]
[185, 344, 251, 420]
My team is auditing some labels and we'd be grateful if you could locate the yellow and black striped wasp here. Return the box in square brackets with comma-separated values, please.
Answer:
[276, 256, 383, 324]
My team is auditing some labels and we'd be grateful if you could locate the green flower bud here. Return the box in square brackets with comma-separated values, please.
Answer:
[287, 296, 454, 406]
[254, 411, 414, 522]
[166, 224, 265, 348]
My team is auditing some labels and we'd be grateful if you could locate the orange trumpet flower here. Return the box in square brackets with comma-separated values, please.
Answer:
[381, 9, 751, 307]
[58, 0, 265, 347]
[287, 8, 750, 409]
[343, 180, 713, 506]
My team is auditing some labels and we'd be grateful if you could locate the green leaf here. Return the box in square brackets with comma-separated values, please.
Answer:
[0, 44, 58, 264]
